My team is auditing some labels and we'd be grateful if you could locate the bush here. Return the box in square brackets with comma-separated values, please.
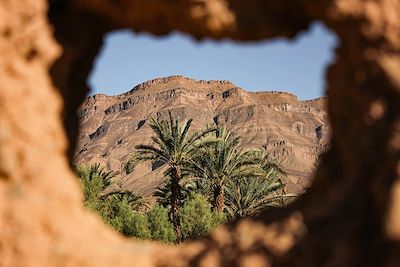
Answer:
[147, 205, 176, 243]
[76, 164, 115, 202]
[179, 193, 223, 241]
[95, 196, 151, 239]
[123, 211, 151, 239]
[212, 210, 227, 226]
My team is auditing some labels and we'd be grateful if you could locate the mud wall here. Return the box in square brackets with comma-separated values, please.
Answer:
[0, 0, 399, 266]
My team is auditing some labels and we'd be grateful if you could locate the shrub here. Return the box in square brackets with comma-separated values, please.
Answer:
[96, 196, 151, 239]
[147, 205, 176, 243]
[76, 163, 115, 202]
[123, 211, 151, 239]
[179, 193, 223, 241]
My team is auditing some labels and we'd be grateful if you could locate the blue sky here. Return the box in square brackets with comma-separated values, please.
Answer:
[89, 22, 337, 100]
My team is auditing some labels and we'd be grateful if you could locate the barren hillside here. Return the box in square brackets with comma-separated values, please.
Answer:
[75, 76, 329, 195]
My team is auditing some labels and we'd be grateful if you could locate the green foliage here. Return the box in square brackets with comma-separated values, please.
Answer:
[179, 194, 223, 241]
[76, 164, 151, 239]
[95, 193, 151, 239]
[190, 125, 265, 211]
[77, 115, 295, 244]
[225, 176, 296, 219]
[147, 205, 176, 243]
[101, 190, 150, 212]
[129, 112, 215, 179]
[76, 163, 116, 201]
[128, 111, 216, 242]
[123, 212, 151, 239]
[153, 179, 196, 209]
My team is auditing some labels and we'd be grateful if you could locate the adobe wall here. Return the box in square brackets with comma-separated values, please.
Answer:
[0, 0, 399, 266]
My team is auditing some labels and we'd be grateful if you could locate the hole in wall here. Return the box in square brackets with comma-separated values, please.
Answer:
[73, 22, 337, 242]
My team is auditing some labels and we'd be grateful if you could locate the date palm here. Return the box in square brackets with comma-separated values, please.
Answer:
[224, 154, 296, 219]
[100, 190, 150, 212]
[190, 125, 262, 212]
[76, 163, 116, 201]
[225, 175, 296, 219]
[129, 112, 214, 242]
[154, 178, 196, 210]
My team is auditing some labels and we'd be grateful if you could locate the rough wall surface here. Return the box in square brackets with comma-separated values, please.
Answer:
[0, 0, 399, 266]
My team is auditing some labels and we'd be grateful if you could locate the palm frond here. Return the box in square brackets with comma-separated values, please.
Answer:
[100, 190, 150, 212]
[225, 176, 294, 219]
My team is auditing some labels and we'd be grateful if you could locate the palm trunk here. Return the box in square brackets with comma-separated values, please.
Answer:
[170, 168, 183, 243]
[213, 185, 224, 212]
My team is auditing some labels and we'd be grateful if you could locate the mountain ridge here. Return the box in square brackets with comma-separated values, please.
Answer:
[75, 76, 329, 196]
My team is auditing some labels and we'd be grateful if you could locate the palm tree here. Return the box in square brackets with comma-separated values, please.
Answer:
[260, 159, 287, 180]
[76, 163, 116, 201]
[100, 190, 150, 212]
[154, 179, 196, 210]
[225, 175, 296, 219]
[190, 125, 262, 212]
[129, 112, 214, 242]
[226, 152, 296, 218]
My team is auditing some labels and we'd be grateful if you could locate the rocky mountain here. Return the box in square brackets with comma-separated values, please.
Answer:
[74, 76, 329, 196]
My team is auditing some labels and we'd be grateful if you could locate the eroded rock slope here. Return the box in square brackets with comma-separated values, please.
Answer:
[75, 76, 329, 195]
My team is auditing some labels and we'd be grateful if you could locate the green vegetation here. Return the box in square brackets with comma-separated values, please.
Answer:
[128, 112, 214, 242]
[147, 204, 176, 243]
[189, 125, 264, 212]
[76, 163, 115, 203]
[179, 193, 225, 241]
[76, 113, 295, 243]
[225, 176, 292, 219]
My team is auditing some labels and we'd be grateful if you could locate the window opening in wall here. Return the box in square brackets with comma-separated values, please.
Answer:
[74, 22, 337, 243]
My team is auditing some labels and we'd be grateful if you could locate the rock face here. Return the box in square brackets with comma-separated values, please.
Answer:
[75, 76, 329, 195]
[1, 0, 400, 267]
